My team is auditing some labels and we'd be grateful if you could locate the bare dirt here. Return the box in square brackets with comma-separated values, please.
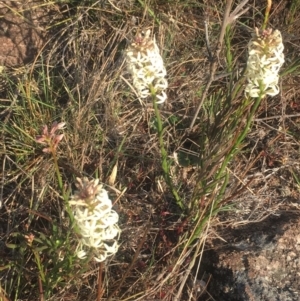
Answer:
[0, 0, 50, 67]
[199, 212, 300, 301]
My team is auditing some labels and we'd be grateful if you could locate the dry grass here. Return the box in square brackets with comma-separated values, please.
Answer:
[1, 0, 300, 300]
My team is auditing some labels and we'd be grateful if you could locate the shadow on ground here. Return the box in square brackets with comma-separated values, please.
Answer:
[198, 211, 300, 301]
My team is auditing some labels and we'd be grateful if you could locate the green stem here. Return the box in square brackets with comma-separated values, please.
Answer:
[49, 142, 73, 223]
[217, 94, 263, 178]
[52, 151, 63, 192]
[32, 248, 46, 282]
[262, 0, 272, 30]
[151, 89, 184, 210]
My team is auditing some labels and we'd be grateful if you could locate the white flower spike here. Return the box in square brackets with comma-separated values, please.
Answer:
[125, 29, 168, 103]
[70, 177, 120, 262]
[245, 28, 284, 98]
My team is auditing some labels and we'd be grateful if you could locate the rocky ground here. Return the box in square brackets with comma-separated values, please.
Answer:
[198, 211, 300, 301]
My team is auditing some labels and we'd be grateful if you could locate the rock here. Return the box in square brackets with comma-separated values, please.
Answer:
[198, 212, 300, 301]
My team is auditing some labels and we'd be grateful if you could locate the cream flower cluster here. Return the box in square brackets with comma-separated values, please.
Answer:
[245, 28, 284, 98]
[125, 29, 168, 103]
[69, 177, 120, 262]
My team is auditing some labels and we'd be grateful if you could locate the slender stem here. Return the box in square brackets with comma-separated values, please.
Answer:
[49, 141, 74, 223]
[189, 0, 233, 129]
[262, 0, 272, 30]
[189, 0, 249, 128]
[38, 276, 45, 301]
[107, 224, 150, 301]
[45, 137, 64, 194]
[52, 151, 63, 192]
[151, 88, 184, 209]
[217, 94, 263, 178]
[32, 249, 46, 282]
[97, 262, 104, 301]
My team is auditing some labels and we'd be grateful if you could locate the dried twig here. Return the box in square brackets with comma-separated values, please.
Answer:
[97, 262, 104, 301]
[255, 113, 300, 121]
[38, 276, 44, 301]
[106, 224, 150, 301]
[173, 241, 202, 301]
[189, 0, 249, 129]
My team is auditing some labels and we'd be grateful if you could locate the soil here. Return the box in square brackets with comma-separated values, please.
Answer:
[199, 212, 300, 301]
[0, 0, 49, 67]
